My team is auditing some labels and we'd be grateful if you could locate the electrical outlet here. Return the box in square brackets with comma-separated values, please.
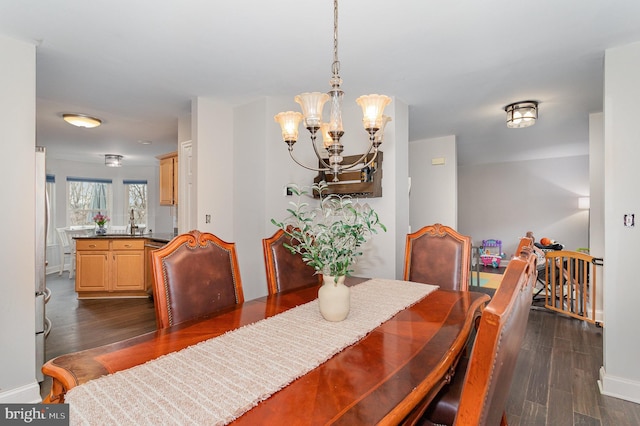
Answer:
[205, 214, 211, 224]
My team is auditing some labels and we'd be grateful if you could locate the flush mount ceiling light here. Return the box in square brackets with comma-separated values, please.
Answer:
[105, 154, 123, 167]
[63, 113, 102, 128]
[504, 101, 538, 129]
[274, 0, 391, 181]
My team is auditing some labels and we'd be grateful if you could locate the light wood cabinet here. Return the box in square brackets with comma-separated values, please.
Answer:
[158, 152, 178, 205]
[76, 239, 146, 298]
[144, 241, 167, 294]
[75, 240, 109, 292]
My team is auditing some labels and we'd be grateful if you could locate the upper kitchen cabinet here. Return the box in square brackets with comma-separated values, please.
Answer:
[158, 151, 178, 205]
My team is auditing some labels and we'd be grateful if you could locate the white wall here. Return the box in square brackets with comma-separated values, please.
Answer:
[192, 97, 235, 240]
[458, 155, 589, 257]
[0, 35, 41, 402]
[392, 101, 410, 279]
[599, 40, 640, 403]
[233, 99, 268, 301]
[589, 112, 604, 322]
[409, 135, 458, 232]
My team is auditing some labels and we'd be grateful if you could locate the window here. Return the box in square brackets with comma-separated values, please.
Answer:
[46, 174, 55, 245]
[124, 180, 147, 226]
[67, 177, 113, 226]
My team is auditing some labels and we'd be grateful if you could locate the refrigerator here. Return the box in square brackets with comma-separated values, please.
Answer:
[35, 146, 51, 382]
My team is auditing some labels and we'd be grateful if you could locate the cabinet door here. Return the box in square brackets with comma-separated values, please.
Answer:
[76, 252, 109, 291]
[173, 157, 178, 204]
[159, 157, 175, 205]
[145, 244, 165, 293]
[112, 250, 145, 291]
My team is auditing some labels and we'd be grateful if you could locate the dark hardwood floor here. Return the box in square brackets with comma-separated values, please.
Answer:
[41, 272, 157, 399]
[41, 272, 640, 425]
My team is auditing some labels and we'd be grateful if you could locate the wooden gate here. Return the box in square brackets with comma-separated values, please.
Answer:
[542, 250, 603, 325]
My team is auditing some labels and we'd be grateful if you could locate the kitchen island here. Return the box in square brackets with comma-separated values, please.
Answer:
[73, 233, 175, 299]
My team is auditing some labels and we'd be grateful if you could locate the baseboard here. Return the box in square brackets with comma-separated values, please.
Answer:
[598, 366, 640, 404]
[595, 309, 604, 325]
[0, 382, 42, 403]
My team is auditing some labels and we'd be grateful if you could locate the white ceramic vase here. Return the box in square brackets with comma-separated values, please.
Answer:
[318, 275, 350, 321]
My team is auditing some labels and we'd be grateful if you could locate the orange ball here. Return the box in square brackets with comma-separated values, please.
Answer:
[540, 237, 551, 246]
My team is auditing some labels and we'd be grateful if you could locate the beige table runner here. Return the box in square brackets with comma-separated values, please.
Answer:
[66, 278, 437, 425]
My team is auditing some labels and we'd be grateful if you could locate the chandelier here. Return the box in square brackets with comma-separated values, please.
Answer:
[274, 0, 391, 182]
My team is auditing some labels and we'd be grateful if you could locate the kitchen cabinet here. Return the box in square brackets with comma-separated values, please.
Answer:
[76, 239, 146, 298]
[158, 151, 178, 205]
[144, 240, 167, 295]
[75, 240, 109, 292]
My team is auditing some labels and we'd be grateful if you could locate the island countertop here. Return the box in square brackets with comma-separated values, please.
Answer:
[73, 233, 176, 244]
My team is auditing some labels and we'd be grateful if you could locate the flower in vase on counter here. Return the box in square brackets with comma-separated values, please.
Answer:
[271, 181, 386, 280]
[93, 213, 110, 227]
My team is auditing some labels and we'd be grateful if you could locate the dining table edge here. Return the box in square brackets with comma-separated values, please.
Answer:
[376, 291, 491, 425]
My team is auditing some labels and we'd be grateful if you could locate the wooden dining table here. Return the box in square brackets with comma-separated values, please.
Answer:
[43, 277, 489, 425]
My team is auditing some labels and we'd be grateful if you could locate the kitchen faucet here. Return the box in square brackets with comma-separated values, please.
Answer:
[129, 209, 138, 235]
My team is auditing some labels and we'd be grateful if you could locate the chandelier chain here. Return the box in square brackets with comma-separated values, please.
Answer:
[273, 0, 391, 180]
[332, 0, 340, 79]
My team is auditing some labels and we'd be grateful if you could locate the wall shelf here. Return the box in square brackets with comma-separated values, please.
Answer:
[313, 152, 383, 198]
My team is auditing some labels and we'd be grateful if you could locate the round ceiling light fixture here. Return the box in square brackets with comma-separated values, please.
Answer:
[105, 154, 123, 167]
[63, 113, 102, 129]
[504, 101, 538, 129]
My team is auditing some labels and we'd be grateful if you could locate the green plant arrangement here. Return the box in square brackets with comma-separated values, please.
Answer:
[271, 181, 386, 280]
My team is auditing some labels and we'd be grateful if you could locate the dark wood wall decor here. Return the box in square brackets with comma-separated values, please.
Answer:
[313, 152, 383, 198]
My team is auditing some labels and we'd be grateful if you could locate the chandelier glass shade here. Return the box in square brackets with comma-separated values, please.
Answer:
[274, 0, 391, 181]
[504, 101, 538, 128]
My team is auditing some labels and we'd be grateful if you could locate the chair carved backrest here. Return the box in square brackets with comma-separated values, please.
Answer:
[151, 230, 244, 329]
[454, 237, 536, 425]
[262, 228, 322, 295]
[403, 223, 472, 291]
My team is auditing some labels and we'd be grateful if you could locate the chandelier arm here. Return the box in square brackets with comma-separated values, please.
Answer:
[287, 148, 331, 173]
[310, 135, 334, 170]
[335, 135, 378, 170]
[340, 149, 378, 171]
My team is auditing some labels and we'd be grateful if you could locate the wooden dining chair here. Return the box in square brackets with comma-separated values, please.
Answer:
[151, 230, 244, 329]
[416, 237, 536, 426]
[403, 223, 472, 291]
[262, 228, 322, 295]
[56, 228, 73, 277]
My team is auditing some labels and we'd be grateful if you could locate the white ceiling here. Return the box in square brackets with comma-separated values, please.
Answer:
[2, 0, 640, 167]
